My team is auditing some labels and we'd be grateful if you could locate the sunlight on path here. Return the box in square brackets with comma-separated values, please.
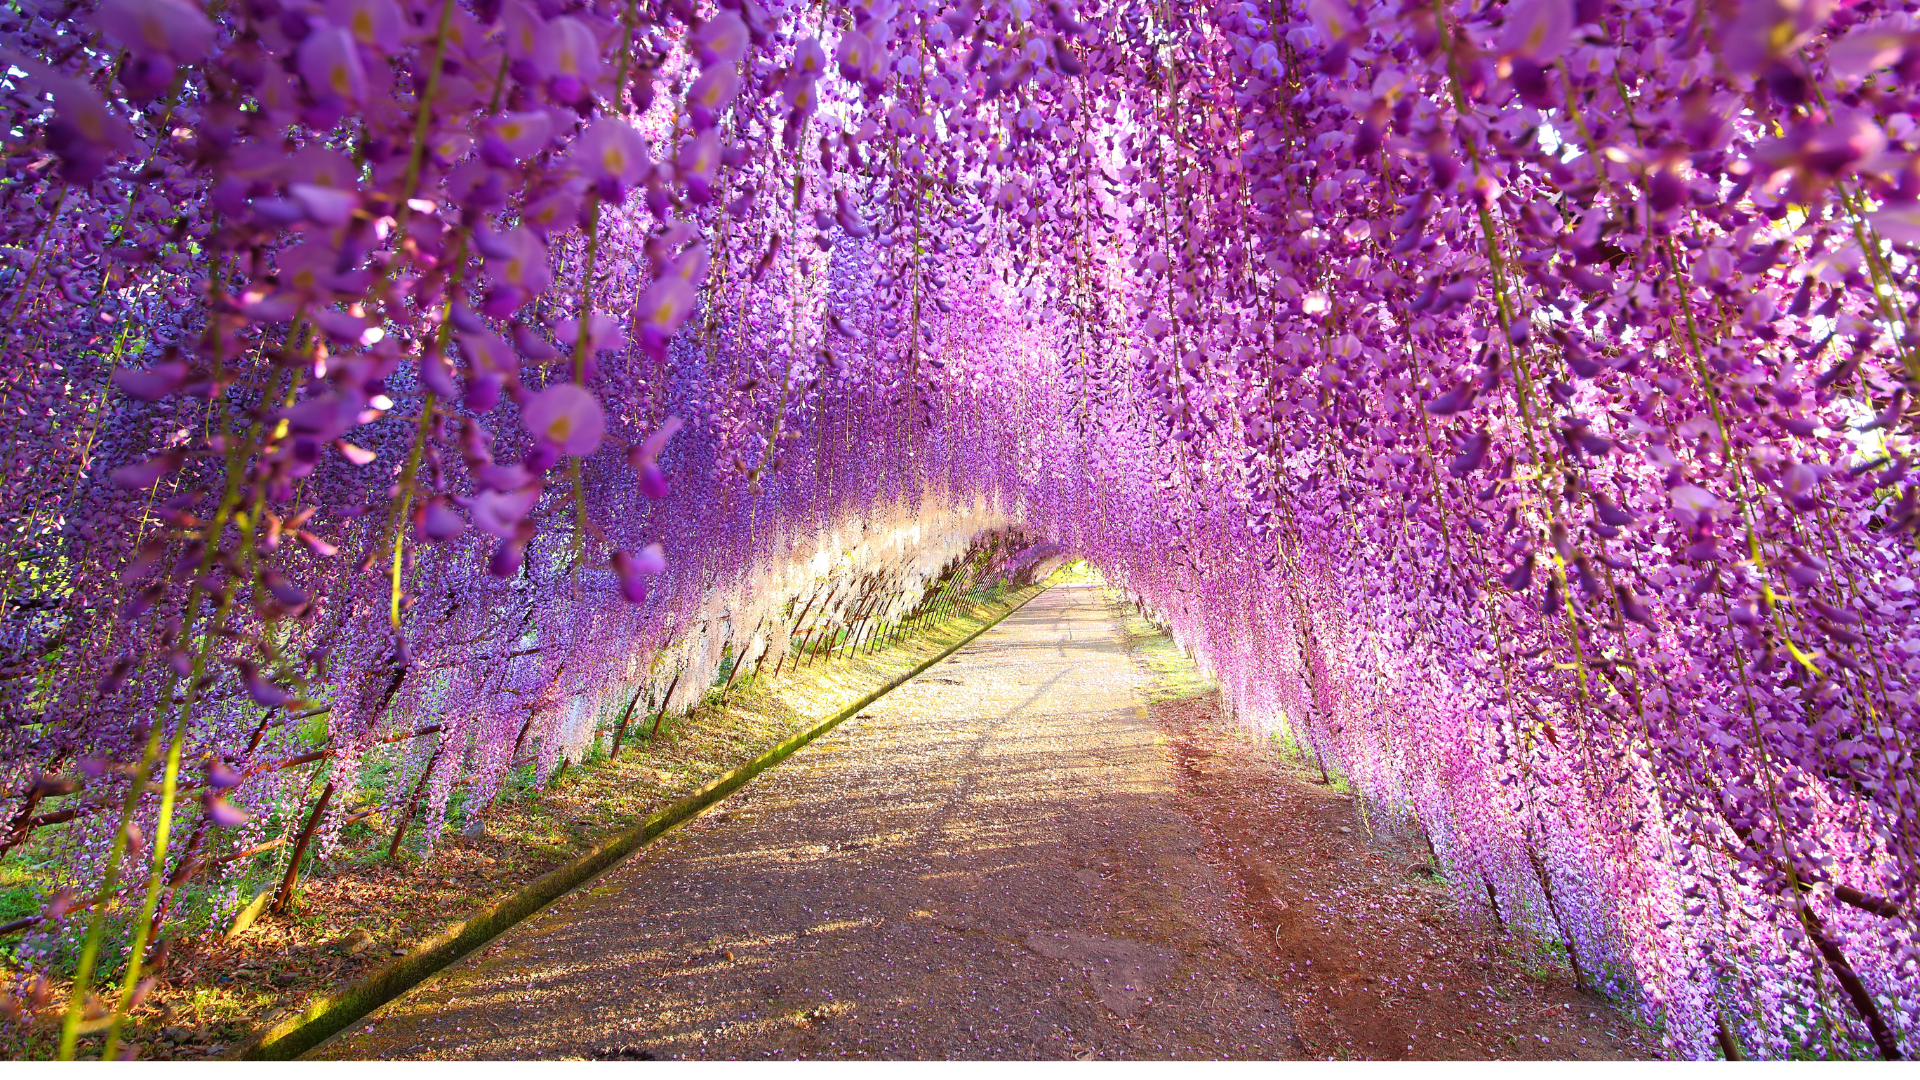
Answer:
[315, 585, 1297, 1060]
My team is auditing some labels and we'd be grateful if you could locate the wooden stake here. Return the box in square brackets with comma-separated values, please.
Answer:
[387, 739, 443, 860]
[869, 590, 905, 652]
[778, 588, 828, 676]
[1526, 847, 1586, 991]
[608, 687, 645, 761]
[272, 782, 334, 915]
[1799, 905, 1903, 1059]
[787, 627, 816, 672]
[836, 584, 882, 659]
[479, 713, 534, 818]
[801, 624, 833, 668]
[1716, 1020, 1745, 1061]
[720, 619, 766, 699]
[867, 588, 902, 645]
[649, 668, 685, 740]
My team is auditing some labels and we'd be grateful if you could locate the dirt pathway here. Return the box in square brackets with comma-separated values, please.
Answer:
[312, 584, 1652, 1060]
[1118, 602, 1656, 1060]
[315, 585, 1294, 1059]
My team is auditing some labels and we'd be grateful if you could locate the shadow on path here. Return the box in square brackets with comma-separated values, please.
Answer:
[315, 585, 1297, 1060]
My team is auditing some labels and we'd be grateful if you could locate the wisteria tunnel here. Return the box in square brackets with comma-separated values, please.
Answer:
[0, 0, 1916, 1062]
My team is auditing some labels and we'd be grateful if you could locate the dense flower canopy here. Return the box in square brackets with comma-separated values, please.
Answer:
[0, 0, 1917, 1060]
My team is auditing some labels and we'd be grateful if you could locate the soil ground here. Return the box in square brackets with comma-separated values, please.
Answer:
[311, 585, 1657, 1060]
[1117, 603, 1658, 1060]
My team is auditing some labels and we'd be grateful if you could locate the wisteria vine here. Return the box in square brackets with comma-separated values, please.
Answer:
[0, 0, 1915, 1060]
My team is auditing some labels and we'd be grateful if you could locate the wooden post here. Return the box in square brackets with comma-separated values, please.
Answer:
[1525, 847, 1587, 991]
[272, 782, 334, 915]
[946, 555, 979, 614]
[387, 739, 444, 860]
[1799, 905, 1903, 1059]
[777, 588, 828, 676]
[914, 570, 955, 629]
[1716, 1021, 1745, 1061]
[150, 704, 287, 939]
[855, 592, 884, 655]
[800, 622, 832, 669]
[810, 584, 856, 661]
[649, 668, 685, 740]
[369, 664, 409, 727]
[785, 627, 815, 673]
[720, 619, 764, 699]
[845, 578, 882, 654]
[792, 614, 811, 671]
[1, 788, 43, 862]
[837, 591, 875, 661]
[148, 818, 209, 943]
[240, 707, 280, 758]
[835, 584, 881, 660]
[483, 715, 536, 814]
[821, 619, 850, 662]
[608, 687, 645, 761]
[802, 596, 843, 670]
[859, 595, 888, 654]
[869, 591, 904, 652]
[917, 582, 945, 628]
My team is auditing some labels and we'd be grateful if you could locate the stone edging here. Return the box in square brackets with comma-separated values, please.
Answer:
[233, 585, 1045, 1060]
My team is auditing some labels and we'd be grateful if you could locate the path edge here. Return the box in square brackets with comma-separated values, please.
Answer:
[235, 585, 1047, 1061]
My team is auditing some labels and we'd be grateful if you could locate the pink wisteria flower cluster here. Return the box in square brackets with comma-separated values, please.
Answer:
[0, 0, 1914, 1060]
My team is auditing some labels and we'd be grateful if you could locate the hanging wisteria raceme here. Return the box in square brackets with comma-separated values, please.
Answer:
[1009, 0, 1920, 1059]
[0, 0, 1916, 1060]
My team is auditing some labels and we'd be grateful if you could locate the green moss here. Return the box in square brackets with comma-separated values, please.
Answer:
[1115, 606, 1218, 705]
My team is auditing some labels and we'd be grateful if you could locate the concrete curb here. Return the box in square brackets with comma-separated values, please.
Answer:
[234, 586, 1045, 1060]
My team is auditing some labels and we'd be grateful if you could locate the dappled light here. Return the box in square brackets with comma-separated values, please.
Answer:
[0, 0, 1915, 1061]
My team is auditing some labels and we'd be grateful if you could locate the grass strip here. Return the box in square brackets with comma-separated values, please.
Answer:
[234, 585, 1046, 1060]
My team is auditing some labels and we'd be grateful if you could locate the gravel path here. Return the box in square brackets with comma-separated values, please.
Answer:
[315, 584, 1299, 1059]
